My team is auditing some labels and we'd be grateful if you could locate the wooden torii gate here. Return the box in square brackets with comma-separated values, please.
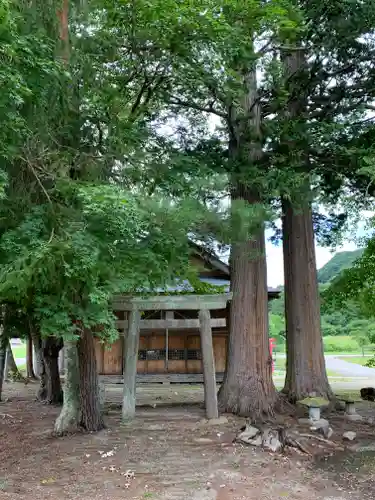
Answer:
[112, 293, 232, 421]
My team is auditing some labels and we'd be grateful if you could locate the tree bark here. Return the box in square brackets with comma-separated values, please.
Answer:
[0, 335, 6, 401]
[42, 337, 63, 404]
[218, 50, 279, 421]
[282, 198, 333, 402]
[26, 334, 36, 379]
[78, 328, 104, 432]
[279, 47, 333, 402]
[32, 332, 63, 403]
[218, 225, 278, 420]
[4, 342, 24, 381]
[54, 340, 80, 435]
[31, 330, 44, 376]
[32, 332, 47, 400]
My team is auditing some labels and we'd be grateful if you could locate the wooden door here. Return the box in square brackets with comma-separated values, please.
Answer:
[167, 333, 186, 373]
[186, 335, 202, 374]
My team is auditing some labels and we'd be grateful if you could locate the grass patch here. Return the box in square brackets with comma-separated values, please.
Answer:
[11, 344, 26, 359]
[336, 356, 372, 366]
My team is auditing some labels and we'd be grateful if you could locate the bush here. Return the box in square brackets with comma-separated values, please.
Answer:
[323, 335, 360, 353]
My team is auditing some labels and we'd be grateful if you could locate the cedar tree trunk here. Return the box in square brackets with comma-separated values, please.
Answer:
[282, 197, 333, 402]
[42, 337, 63, 404]
[32, 332, 47, 400]
[4, 342, 23, 381]
[0, 337, 6, 401]
[78, 328, 104, 432]
[54, 340, 80, 435]
[218, 224, 278, 420]
[26, 334, 36, 379]
[218, 56, 278, 420]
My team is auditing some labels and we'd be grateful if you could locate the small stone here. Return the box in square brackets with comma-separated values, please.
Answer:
[262, 428, 283, 452]
[310, 418, 329, 430]
[345, 414, 363, 422]
[206, 416, 228, 426]
[236, 425, 260, 445]
[249, 434, 263, 447]
[298, 418, 313, 425]
[326, 427, 334, 439]
[343, 431, 357, 441]
[194, 438, 214, 444]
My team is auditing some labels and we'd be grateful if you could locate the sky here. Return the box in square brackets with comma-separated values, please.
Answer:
[265, 215, 371, 287]
[265, 237, 359, 288]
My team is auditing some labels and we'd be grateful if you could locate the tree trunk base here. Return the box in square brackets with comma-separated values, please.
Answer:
[282, 379, 334, 405]
[218, 374, 279, 422]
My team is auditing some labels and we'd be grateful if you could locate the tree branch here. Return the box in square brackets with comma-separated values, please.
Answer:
[168, 96, 227, 118]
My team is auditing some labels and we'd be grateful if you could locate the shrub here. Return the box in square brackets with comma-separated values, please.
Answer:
[323, 335, 360, 353]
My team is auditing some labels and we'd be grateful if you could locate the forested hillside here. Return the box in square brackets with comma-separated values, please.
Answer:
[317, 249, 364, 284]
[269, 248, 375, 353]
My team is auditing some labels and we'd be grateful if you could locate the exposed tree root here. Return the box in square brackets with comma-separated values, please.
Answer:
[236, 423, 341, 455]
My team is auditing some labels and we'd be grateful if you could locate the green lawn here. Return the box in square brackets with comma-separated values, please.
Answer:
[11, 344, 26, 359]
[336, 356, 371, 366]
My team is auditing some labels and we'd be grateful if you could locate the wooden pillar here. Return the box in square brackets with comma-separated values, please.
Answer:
[199, 309, 218, 420]
[122, 309, 141, 421]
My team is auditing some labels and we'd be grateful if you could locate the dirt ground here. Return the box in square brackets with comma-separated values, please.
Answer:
[1, 381, 375, 500]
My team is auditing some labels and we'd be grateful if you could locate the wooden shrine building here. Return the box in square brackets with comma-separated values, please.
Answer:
[94, 245, 280, 384]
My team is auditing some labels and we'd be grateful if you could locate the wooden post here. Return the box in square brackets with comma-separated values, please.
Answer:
[122, 309, 141, 421]
[199, 309, 218, 420]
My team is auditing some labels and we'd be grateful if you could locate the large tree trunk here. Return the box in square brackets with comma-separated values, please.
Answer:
[32, 332, 47, 400]
[218, 54, 279, 420]
[282, 197, 333, 402]
[218, 223, 278, 420]
[42, 337, 63, 404]
[280, 47, 332, 402]
[4, 342, 23, 381]
[26, 334, 36, 379]
[78, 328, 104, 432]
[0, 336, 6, 401]
[54, 340, 80, 435]
[32, 332, 63, 403]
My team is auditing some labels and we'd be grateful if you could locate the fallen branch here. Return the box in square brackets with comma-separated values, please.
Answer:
[298, 433, 339, 446]
[285, 435, 312, 456]
[0, 413, 14, 419]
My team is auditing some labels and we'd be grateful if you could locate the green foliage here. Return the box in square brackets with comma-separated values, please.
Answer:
[0, 182, 209, 340]
[324, 238, 375, 319]
[317, 249, 364, 284]
[323, 336, 360, 353]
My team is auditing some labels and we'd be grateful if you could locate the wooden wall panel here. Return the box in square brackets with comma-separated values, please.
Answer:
[103, 338, 123, 375]
[137, 336, 148, 374]
[186, 335, 202, 373]
[94, 338, 104, 374]
[167, 333, 186, 373]
[213, 335, 227, 372]
[147, 333, 165, 373]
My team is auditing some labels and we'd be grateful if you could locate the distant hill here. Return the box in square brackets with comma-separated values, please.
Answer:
[317, 249, 364, 284]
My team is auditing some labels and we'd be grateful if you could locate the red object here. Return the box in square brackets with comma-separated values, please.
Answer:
[269, 338, 276, 373]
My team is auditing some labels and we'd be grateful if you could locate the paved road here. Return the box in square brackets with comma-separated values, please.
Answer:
[325, 356, 375, 378]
